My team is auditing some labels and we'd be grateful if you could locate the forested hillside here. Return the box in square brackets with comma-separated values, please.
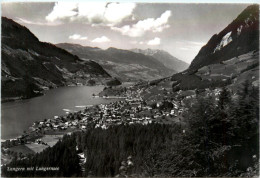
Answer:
[2, 82, 258, 177]
[1, 17, 111, 101]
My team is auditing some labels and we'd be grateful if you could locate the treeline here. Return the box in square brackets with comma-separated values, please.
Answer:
[2, 82, 258, 177]
[76, 124, 181, 177]
[1, 135, 81, 177]
[143, 82, 259, 177]
[2, 124, 181, 177]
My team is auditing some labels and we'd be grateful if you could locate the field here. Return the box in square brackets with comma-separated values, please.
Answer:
[41, 135, 63, 147]
[45, 127, 80, 135]
[24, 133, 68, 153]
[9, 144, 35, 155]
[25, 143, 48, 153]
[1, 153, 13, 165]
[197, 51, 258, 79]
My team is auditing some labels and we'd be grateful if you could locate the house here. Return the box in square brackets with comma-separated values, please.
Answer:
[39, 121, 44, 125]
[154, 115, 160, 119]
[46, 119, 52, 123]
[60, 127, 66, 130]
[156, 102, 163, 108]
[146, 106, 152, 110]
[72, 121, 78, 126]
[101, 125, 107, 130]
[78, 153, 86, 165]
[53, 125, 59, 129]
[127, 160, 134, 166]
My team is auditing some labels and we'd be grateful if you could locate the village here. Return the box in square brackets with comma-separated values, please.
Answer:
[1, 82, 225, 167]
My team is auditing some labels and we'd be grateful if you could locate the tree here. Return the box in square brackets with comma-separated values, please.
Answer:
[106, 78, 121, 86]
[218, 87, 231, 110]
[88, 79, 96, 86]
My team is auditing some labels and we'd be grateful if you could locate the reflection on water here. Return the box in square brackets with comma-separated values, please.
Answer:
[1, 86, 118, 140]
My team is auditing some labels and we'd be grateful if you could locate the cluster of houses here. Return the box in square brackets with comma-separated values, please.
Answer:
[94, 99, 154, 129]
[31, 116, 81, 132]
[28, 91, 186, 135]
[3, 84, 191, 151]
[35, 138, 48, 145]
[29, 86, 230, 143]
[26, 97, 152, 134]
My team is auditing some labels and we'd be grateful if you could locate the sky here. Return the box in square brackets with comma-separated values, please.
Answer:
[1, 2, 251, 63]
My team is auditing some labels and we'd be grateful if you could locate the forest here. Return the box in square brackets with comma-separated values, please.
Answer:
[2, 82, 258, 177]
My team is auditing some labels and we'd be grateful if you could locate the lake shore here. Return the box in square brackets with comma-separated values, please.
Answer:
[1, 101, 114, 164]
[1, 83, 107, 103]
[1, 85, 123, 140]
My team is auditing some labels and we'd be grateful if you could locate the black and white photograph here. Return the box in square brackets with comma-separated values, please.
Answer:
[1, 1, 259, 177]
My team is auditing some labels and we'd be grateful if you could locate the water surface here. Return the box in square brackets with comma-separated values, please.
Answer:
[1, 86, 118, 140]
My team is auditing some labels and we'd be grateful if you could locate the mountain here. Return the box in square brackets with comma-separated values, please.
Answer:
[1, 17, 111, 101]
[169, 4, 259, 92]
[189, 4, 259, 70]
[131, 48, 188, 72]
[56, 43, 175, 82]
[131, 4, 258, 94]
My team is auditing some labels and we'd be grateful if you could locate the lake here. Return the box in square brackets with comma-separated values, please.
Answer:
[1, 86, 120, 140]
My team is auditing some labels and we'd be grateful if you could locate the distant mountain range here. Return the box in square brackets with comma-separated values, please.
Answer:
[56, 43, 184, 82]
[2, 4, 258, 101]
[134, 4, 259, 93]
[1, 17, 111, 101]
[131, 48, 188, 72]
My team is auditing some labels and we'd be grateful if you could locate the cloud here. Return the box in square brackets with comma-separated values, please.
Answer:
[46, 2, 136, 25]
[111, 10, 171, 37]
[46, 2, 77, 22]
[147, 37, 161, 45]
[15, 17, 61, 26]
[176, 40, 205, 46]
[179, 47, 189, 50]
[130, 41, 138, 44]
[69, 34, 88, 40]
[103, 3, 136, 24]
[188, 41, 205, 46]
[92, 36, 111, 43]
[176, 40, 205, 51]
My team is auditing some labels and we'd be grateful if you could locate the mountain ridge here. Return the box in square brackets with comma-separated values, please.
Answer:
[130, 4, 259, 94]
[1, 17, 112, 101]
[189, 4, 259, 70]
[170, 4, 259, 91]
[56, 43, 177, 82]
[131, 48, 189, 72]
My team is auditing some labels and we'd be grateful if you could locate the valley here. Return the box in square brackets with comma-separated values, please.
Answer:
[1, 17, 112, 102]
[1, 3, 259, 178]
[56, 43, 183, 82]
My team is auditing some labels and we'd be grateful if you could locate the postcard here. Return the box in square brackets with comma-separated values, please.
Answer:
[1, 1, 259, 177]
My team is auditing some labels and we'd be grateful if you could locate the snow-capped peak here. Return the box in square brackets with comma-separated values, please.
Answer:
[237, 25, 243, 36]
[213, 31, 232, 53]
